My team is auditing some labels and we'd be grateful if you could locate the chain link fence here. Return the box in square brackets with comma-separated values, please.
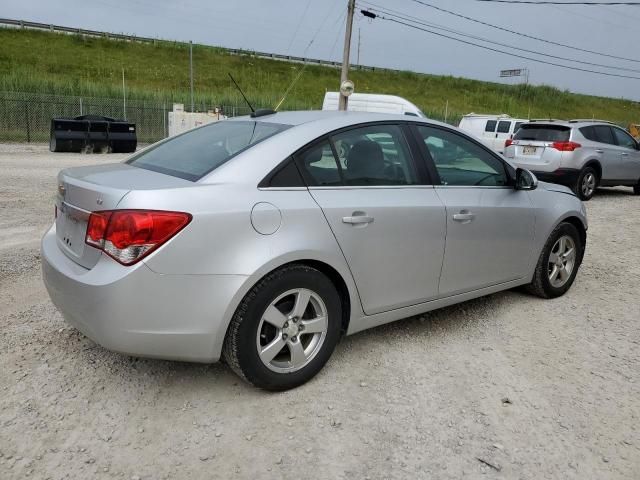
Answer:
[0, 91, 255, 144]
[0, 91, 462, 145]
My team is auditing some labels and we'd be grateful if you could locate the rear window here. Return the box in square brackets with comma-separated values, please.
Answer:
[127, 121, 290, 181]
[514, 124, 570, 142]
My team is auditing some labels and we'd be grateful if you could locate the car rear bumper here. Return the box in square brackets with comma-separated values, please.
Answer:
[531, 168, 580, 188]
[41, 225, 247, 363]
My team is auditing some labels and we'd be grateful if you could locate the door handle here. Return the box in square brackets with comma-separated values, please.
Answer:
[342, 214, 374, 225]
[595, 149, 604, 154]
[621, 153, 630, 156]
[452, 211, 475, 223]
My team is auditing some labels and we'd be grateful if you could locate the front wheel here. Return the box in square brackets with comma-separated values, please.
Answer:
[526, 222, 584, 299]
[223, 264, 342, 391]
[574, 167, 598, 201]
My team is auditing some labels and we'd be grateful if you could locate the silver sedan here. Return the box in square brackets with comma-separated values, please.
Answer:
[42, 111, 587, 390]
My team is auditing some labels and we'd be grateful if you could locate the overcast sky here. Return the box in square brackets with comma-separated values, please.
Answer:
[3, 0, 640, 100]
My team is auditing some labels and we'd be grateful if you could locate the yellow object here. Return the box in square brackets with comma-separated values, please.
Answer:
[629, 124, 640, 139]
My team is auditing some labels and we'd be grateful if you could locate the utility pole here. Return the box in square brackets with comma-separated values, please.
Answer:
[339, 0, 356, 111]
[357, 28, 361, 66]
[189, 41, 194, 112]
[122, 68, 126, 120]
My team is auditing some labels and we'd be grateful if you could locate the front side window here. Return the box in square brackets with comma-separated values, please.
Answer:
[416, 126, 509, 187]
[127, 121, 289, 181]
[497, 121, 511, 134]
[485, 120, 497, 133]
[330, 124, 419, 186]
[612, 127, 637, 149]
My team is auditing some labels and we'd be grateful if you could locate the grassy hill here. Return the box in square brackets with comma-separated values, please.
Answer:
[1, 27, 639, 125]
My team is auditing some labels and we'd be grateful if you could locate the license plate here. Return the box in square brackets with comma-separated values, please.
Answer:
[523, 146, 537, 155]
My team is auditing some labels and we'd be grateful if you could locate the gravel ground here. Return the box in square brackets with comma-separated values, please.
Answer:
[1, 144, 639, 480]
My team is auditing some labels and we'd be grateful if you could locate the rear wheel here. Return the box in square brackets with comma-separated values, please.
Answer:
[223, 264, 342, 391]
[526, 222, 584, 299]
[574, 167, 598, 201]
[49, 135, 61, 152]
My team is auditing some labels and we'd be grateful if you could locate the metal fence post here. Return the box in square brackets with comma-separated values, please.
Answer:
[24, 101, 31, 143]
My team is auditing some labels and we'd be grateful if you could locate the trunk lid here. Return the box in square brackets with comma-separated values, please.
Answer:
[55, 163, 191, 269]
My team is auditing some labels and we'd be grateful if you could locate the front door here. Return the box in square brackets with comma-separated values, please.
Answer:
[611, 127, 640, 182]
[295, 124, 446, 315]
[414, 124, 536, 296]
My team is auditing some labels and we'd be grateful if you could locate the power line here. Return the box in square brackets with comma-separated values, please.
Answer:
[365, 12, 640, 80]
[358, 2, 640, 73]
[473, 1, 640, 4]
[408, 0, 640, 63]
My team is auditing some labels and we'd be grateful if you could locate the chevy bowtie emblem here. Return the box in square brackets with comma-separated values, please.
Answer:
[58, 184, 66, 197]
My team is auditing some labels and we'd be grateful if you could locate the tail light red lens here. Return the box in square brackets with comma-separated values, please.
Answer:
[552, 141, 581, 152]
[505, 138, 514, 148]
[85, 210, 192, 265]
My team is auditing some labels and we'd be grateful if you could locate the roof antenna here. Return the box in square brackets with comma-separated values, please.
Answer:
[228, 73, 276, 118]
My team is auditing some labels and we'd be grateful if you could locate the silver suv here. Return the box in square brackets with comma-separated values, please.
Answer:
[504, 120, 640, 200]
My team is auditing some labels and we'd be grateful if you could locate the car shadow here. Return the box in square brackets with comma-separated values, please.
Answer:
[594, 187, 635, 197]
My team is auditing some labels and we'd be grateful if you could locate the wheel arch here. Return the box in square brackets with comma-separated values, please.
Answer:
[560, 215, 587, 249]
[582, 159, 602, 180]
[213, 254, 360, 362]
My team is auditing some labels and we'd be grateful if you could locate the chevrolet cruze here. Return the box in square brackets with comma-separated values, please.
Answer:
[42, 111, 587, 390]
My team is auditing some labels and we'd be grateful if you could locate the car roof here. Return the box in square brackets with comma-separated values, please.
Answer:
[228, 110, 435, 127]
[523, 119, 620, 128]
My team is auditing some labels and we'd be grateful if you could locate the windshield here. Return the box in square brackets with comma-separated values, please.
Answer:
[127, 120, 290, 181]
[514, 124, 570, 142]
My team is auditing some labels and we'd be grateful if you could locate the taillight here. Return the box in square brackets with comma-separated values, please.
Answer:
[552, 141, 581, 152]
[505, 138, 514, 148]
[85, 210, 192, 266]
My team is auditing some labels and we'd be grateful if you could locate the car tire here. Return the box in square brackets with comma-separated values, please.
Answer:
[49, 135, 61, 153]
[633, 182, 640, 195]
[574, 167, 598, 201]
[525, 222, 584, 299]
[222, 264, 342, 391]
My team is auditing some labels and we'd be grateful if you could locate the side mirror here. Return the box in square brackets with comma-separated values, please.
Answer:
[515, 168, 538, 191]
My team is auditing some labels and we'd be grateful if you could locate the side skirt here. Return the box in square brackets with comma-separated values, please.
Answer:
[346, 278, 529, 335]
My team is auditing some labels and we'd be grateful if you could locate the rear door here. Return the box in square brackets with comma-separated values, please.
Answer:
[611, 126, 640, 182]
[590, 125, 620, 180]
[413, 124, 535, 296]
[295, 123, 446, 315]
[494, 120, 512, 152]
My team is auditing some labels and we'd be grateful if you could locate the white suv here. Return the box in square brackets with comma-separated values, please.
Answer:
[504, 120, 640, 200]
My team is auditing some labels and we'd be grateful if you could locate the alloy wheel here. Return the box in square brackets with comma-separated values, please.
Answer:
[256, 288, 328, 373]
[548, 235, 577, 288]
[581, 172, 596, 198]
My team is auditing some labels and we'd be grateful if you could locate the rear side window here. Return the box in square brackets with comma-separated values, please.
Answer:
[331, 124, 419, 186]
[593, 125, 615, 145]
[580, 126, 597, 141]
[485, 120, 497, 133]
[497, 121, 511, 134]
[514, 125, 570, 142]
[295, 141, 342, 187]
[127, 121, 290, 181]
[514, 122, 524, 133]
